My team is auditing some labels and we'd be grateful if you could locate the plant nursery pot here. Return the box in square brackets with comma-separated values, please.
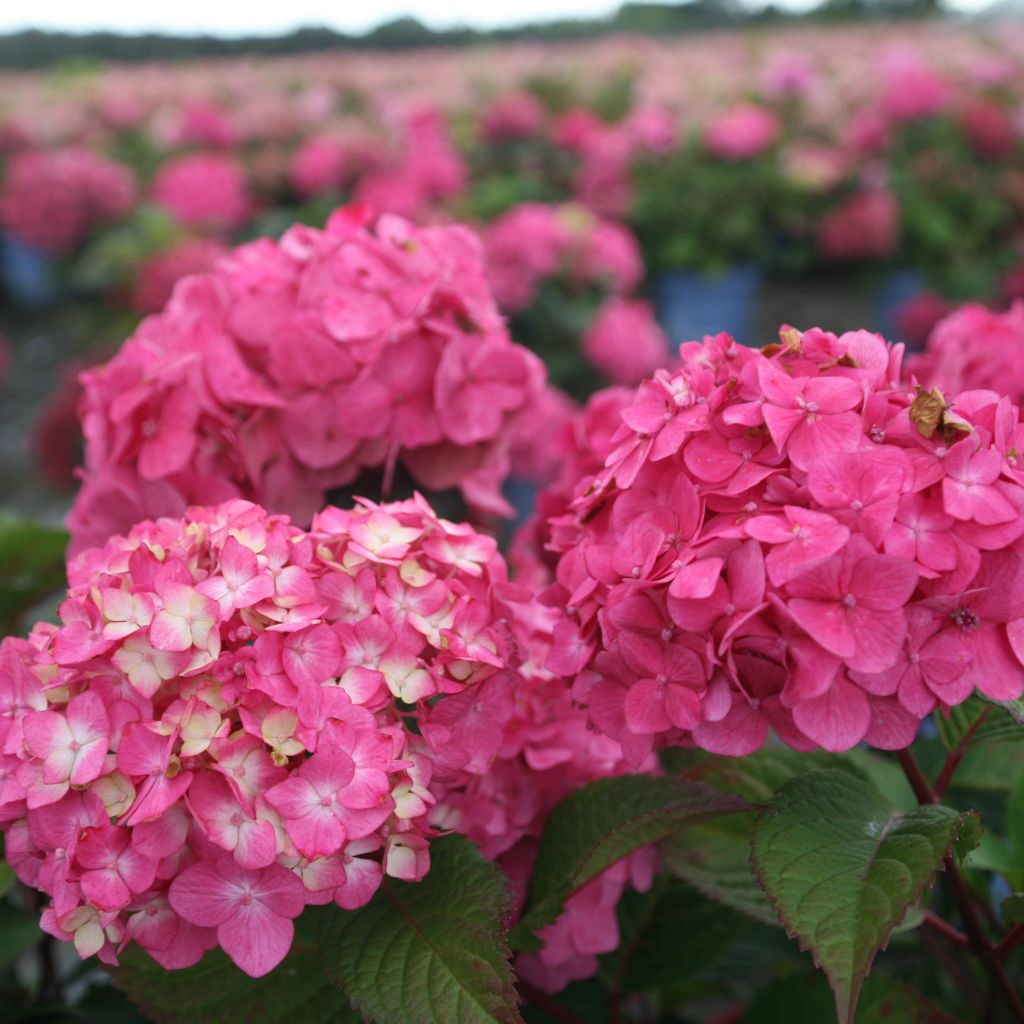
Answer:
[654, 264, 764, 347]
[0, 233, 59, 308]
[873, 268, 925, 345]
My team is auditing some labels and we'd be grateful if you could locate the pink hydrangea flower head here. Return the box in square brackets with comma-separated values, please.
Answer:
[485, 202, 641, 313]
[818, 191, 900, 262]
[151, 152, 251, 234]
[907, 302, 1024, 404]
[583, 298, 669, 385]
[69, 205, 544, 554]
[131, 239, 228, 314]
[0, 147, 137, 253]
[546, 326, 1024, 761]
[704, 104, 780, 160]
[1, 496, 520, 976]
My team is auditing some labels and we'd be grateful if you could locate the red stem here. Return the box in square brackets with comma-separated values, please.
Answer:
[897, 748, 1024, 1021]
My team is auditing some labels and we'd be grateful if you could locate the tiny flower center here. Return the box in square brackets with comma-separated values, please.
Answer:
[655, 674, 668, 686]
[240, 892, 254, 906]
[842, 594, 856, 609]
[850, 500, 864, 511]
[952, 608, 981, 632]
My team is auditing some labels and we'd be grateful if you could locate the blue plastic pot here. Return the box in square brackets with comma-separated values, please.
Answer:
[873, 268, 925, 346]
[654, 264, 764, 347]
[0, 233, 59, 308]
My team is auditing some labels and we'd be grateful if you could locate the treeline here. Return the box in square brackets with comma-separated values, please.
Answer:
[0, 0, 948, 70]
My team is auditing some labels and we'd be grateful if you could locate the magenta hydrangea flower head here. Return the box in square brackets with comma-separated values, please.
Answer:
[69, 204, 545, 555]
[0, 496, 519, 977]
[547, 327, 1024, 764]
[0, 147, 137, 253]
[906, 302, 1024, 404]
[151, 152, 251, 234]
[430, 583, 656, 994]
[485, 202, 643, 314]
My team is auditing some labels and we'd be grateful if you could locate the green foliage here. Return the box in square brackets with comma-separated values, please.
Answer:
[0, 517, 68, 635]
[317, 834, 520, 1024]
[597, 878, 744, 995]
[751, 768, 980, 1024]
[513, 775, 755, 945]
[115, 936, 354, 1024]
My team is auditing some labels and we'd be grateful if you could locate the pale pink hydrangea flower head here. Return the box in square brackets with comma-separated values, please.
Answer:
[1, 496, 520, 977]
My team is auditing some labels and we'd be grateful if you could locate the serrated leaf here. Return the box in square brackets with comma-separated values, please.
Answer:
[751, 768, 978, 1024]
[317, 833, 520, 1024]
[597, 877, 742, 995]
[114, 933, 353, 1024]
[513, 776, 755, 943]
[935, 696, 1024, 754]
[0, 517, 68, 634]
[661, 812, 777, 925]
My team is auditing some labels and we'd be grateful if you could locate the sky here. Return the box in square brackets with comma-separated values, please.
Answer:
[0, 0, 993, 34]
[0, 1, 625, 36]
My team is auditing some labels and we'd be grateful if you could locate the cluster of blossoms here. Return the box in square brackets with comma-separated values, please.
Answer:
[485, 202, 642, 313]
[69, 204, 544, 555]
[0, 496, 519, 978]
[432, 584, 655, 994]
[582, 298, 670, 386]
[151, 153, 252, 235]
[352, 108, 466, 222]
[817, 190, 900, 261]
[907, 302, 1024, 402]
[704, 103, 781, 160]
[0, 148, 137, 253]
[547, 327, 1024, 763]
[131, 239, 229, 314]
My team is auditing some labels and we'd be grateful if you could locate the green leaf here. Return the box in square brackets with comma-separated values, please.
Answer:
[317, 833, 521, 1024]
[743, 971, 835, 1024]
[0, 903, 42, 970]
[0, 858, 16, 899]
[0, 518, 68, 634]
[597, 878, 743, 995]
[114, 932, 353, 1024]
[857, 975, 961, 1023]
[1007, 766, 1024, 860]
[662, 811, 777, 925]
[935, 696, 1024, 754]
[513, 776, 755, 944]
[751, 768, 978, 1024]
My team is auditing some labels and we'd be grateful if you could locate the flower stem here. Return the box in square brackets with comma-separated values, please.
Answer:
[897, 747, 1024, 1021]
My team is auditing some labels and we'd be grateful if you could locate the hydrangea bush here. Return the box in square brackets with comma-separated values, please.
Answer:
[2, 202, 1023, 1023]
